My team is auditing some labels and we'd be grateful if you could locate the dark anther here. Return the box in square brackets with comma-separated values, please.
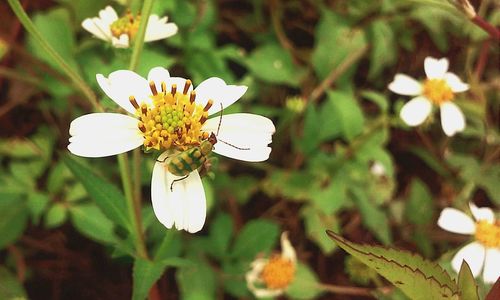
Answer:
[203, 99, 213, 112]
[199, 116, 207, 124]
[149, 81, 158, 95]
[129, 96, 139, 109]
[183, 80, 192, 95]
[171, 84, 177, 95]
[190, 91, 196, 103]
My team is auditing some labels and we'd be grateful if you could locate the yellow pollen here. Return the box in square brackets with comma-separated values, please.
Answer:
[260, 255, 296, 290]
[422, 79, 454, 104]
[110, 10, 141, 40]
[131, 80, 210, 152]
[475, 220, 500, 248]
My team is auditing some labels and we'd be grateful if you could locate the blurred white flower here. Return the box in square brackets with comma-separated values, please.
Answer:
[388, 57, 469, 136]
[68, 67, 275, 233]
[437, 203, 500, 283]
[246, 232, 297, 298]
[82, 6, 178, 48]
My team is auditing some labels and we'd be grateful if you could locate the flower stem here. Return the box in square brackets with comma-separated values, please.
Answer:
[7, 0, 99, 111]
[128, 0, 155, 71]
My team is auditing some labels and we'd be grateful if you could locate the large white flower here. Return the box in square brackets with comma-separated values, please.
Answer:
[246, 232, 297, 298]
[68, 67, 275, 233]
[388, 57, 469, 136]
[82, 6, 178, 48]
[437, 203, 500, 284]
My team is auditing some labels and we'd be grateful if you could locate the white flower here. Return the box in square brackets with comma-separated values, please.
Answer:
[437, 203, 500, 284]
[68, 67, 275, 233]
[388, 57, 469, 136]
[246, 232, 297, 298]
[81, 6, 178, 48]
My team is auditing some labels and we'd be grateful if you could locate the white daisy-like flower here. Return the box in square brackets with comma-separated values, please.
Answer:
[437, 203, 500, 284]
[81, 6, 178, 48]
[388, 57, 469, 136]
[246, 232, 297, 298]
[68, 67, 275, 233]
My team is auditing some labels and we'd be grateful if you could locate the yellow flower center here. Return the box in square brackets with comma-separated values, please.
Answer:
[475, 220, 500, 248]
[422, 79, 454, 104]
[110, 10, 141, 40]
[260, 255, 296, 290]
[130, 80, 212, 152]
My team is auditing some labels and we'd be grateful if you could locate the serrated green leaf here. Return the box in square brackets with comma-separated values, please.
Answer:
[0, 266, 28, 300]
[457, 261, 479, 300]
[132, 258, 167, 300]
[231, 219, 279, 259]
[0, 195, 29, 250]
[325, 90, 365, 141]
[368, 20, 396, 79]
[286, 263, 322, 299]
[69, 204, 118, 244]
[63, 155, 132, 235]
[327, 231, 459, 300]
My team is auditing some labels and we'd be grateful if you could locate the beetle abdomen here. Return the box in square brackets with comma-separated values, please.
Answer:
[167, 147, 206, 176]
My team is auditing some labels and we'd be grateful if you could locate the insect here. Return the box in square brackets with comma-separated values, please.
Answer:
[160, 104, 248, 191]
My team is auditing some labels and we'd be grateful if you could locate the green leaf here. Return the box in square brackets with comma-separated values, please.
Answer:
[231, 219, 280, 259]
[312, 11, 366, 85]
[351, 188, 392, 244]
[457, 261, 479, 300]
[45, 203, 67, 228]
[132, 258, 167, 300]
[222, 261, 251, 298]
[286, 263, 322, 299]
[361, 90, 389, 112]
[327, 231, 459, 300]
[26, 192, 50, 225]
[298, 105, 322, 155]
[302, 206, 338, 254]
[136, 48, 176, 78]
[0, 195, 29, 250]
[245, 42, 302, 86]
[405, 179, 433, 226]
[63, 155, 132, 234]
[207, 213, 234, 259]
[26, 8, 78, 73]
[0, 266, 28, 299]
[325, 90, 365, 141]
[368, 20, 396, 79]
[310, 177, 347, 214]
[69, 204, 118, 245]
[176, 259, 216, 300]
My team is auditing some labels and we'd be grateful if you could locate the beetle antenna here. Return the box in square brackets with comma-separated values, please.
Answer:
[218, 139, 250, 150]
[216, 103, 223, 136]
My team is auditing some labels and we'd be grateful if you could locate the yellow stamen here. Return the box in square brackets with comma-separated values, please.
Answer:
[475, 220, 500, 248]
[134, 79, 209, 152]
[261, 255, 296, 290]
[110, 10, 141, 40]
[422, 79, 454, 104]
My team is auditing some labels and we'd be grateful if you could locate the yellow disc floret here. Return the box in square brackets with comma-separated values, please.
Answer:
[475, 220, 500, 249]
[260, 255, 296, 290]
[130, 79, 212, 152]
[422, 79, 454, 104]
[110, 10, 141, 40]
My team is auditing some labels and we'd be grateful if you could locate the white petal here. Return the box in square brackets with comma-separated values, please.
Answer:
[99, 6, 118, 24]
[151, 156, 206, 234]
[147, 68, 191, 95]
[81, 19, 109, 41]
[144, 15, 178, 42]
[451, 242, 485, 277]
[399, 97, 432, 126]
[194, 78, 247, 115]
[424, 57, 449, 79]
[437, 208, 476, 235]
[246, 258, 285, 298]
[483, 248, 500, 284]
[111, 34, 130, 48]
[96, 70, 150, 113]
[443, 73, 469, 93]
[280, 232, 297, 263]
[469, 203, 495, 223]
[68, 113, 142, 157]
[440, 102, 465, 136]
[213, 143, 271, 162]
[252, 288, 284, 298]
[388, 74, 422, 96]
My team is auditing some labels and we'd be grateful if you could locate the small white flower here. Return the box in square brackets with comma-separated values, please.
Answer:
[370, 161, 386, 177]
[388, 57, 469, 136]
[81, 6, 178, 48]
[68, 67, 275, 233]
[246, 232, 297, 298]
[437, 203, 500, 283]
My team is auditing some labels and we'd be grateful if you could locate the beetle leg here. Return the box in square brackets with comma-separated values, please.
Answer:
[170, 175, 189, 191]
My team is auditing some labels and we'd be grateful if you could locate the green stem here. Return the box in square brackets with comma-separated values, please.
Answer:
[128, 0, 155, 71]
[7, 0, 99, 111]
